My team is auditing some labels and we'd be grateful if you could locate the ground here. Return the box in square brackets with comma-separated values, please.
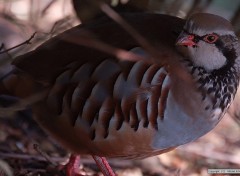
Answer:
[0, 110, 240, 176]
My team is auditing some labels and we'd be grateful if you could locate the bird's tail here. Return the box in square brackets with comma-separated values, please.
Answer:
[0, 70, 46, 117]
[0, 73, 19, 117]
[0, 70, 21, 116]
[0, 70, 14, 95]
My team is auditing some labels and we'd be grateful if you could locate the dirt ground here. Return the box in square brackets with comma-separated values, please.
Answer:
[0, 111, 240, 176]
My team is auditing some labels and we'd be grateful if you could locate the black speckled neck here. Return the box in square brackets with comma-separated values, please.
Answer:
[185, 58, 239, 111]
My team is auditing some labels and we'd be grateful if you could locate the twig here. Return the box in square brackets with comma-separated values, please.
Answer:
[41, 0, 57, 16]
[86, 1, 180, 67]
[33, 144, 57, 166]
[0, 32, 37, 55]
[0, 152, 65, 163]
[0, 90, 48, 118]
[49, 16, 74, 37]
[0, 44, 3, 52]
[91, 1, 192, 85]
[0, 152, 132, 167]
[0, 160, 13, 176]
[98, 2, 160, 61]
[2, 44, 13, 61]
[63, 30, 149, 62]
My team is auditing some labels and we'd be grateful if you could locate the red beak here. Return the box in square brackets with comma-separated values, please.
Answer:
[176, 34, 197, 47]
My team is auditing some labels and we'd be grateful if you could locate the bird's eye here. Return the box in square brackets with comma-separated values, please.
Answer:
[203, 34, 219, 44]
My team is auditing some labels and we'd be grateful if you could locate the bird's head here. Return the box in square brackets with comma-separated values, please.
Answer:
[176, 13, 239, 72]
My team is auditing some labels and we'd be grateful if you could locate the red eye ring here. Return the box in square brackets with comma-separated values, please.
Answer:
[203, 34, 219, 44]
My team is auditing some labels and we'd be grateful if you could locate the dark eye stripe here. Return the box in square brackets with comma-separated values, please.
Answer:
[214, 35, 237, 61]
[183, 30, 218, 44]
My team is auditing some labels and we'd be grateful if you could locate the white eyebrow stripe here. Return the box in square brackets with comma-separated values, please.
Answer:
[194, 29, 235, 37]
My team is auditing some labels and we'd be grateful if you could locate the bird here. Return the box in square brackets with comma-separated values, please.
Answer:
[0, 12, 240, 176]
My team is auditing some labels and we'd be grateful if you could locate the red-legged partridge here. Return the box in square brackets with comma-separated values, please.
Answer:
[1, 13, 240, 175]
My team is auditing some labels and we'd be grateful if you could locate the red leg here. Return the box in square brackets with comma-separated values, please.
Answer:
[58, 154, 84, 176]
[92, 155, 116, 176]
[60, 154, 116, 176]
[65, 155, 81, 176]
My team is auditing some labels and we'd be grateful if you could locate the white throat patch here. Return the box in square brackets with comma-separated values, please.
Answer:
[190, 41, 227, 71]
